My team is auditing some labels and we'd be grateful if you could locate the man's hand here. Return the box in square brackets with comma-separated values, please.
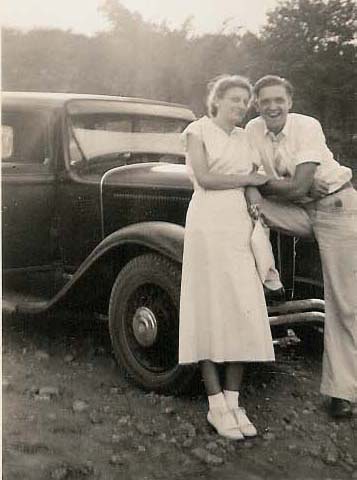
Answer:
[309, 177, 329, 199]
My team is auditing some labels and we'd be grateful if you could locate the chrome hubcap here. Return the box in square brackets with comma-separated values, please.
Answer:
[132, 306, 158, 347]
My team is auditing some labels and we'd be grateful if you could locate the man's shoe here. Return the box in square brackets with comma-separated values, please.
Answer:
[207, 409, 244, 440]
[264, 286, 286, 305]
[329, 397, 353, 418]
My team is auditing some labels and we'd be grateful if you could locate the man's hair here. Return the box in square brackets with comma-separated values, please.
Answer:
[206, 74, 252, 117]
[253, 75, 294, 98]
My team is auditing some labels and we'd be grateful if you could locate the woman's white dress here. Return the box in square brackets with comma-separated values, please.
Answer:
[179, 116, 275, 364]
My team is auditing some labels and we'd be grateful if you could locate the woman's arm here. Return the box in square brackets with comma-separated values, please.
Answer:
[187, 133, 268, 190]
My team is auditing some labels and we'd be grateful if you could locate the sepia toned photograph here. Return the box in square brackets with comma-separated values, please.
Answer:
[2, 1, 357, 479]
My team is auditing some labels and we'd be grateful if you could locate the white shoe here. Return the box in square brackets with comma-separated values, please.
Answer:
[232, 407, 257, 437]
[207, 408, 244, 440]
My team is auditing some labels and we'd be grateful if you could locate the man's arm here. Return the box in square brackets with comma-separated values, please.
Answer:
[259, 162, 318, 201]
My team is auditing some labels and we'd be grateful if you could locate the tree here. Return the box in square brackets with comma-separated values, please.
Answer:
[259, 0, 357, 159]
[2, 0, 356, 162]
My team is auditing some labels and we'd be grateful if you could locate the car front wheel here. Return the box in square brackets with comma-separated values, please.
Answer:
[109, 253, 195, 394]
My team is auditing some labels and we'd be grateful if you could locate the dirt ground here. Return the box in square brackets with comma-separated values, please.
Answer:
[2, 310, 357, 480]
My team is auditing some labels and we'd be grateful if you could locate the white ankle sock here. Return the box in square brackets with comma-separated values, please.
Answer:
[208, 392, 226, 410]
[224, 390, 239, 409]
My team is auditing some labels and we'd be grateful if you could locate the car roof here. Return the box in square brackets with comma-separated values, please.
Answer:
[2, 91, 195, 120]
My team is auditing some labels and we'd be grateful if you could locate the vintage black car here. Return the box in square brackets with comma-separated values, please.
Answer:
[2, 92, 325, 393]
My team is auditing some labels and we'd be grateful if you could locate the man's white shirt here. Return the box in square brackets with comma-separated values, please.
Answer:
[245, 113, 352, 196]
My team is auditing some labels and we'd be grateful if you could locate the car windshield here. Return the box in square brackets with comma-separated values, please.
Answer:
[66, 100, 189, 166]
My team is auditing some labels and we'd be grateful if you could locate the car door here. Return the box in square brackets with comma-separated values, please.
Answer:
[1, 108, 57, 269]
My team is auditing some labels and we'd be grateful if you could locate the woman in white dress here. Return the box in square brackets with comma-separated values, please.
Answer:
[179, 75, 275, 440]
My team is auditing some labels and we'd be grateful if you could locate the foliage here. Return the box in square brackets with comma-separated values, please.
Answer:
[260, 0, 357, 158]
[2, 0, 356, 160]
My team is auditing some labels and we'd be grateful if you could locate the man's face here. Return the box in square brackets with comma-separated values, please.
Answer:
[256, 85, 292, 134]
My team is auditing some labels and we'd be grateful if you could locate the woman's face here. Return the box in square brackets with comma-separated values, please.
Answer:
[215, 86, 250, 125]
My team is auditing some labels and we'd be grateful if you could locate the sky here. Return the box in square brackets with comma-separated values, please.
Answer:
[2, 0, 279, 36]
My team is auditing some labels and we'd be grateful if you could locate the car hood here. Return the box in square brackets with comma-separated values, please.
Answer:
[101, 163, 193, 191]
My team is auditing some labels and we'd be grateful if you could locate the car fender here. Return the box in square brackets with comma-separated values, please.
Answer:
[62, 220, 185, 299]
[65, 220, 185, 292]
[62, 220, 185, 296]
[11, 221, 185, 315]
[94, 220, 185, 264]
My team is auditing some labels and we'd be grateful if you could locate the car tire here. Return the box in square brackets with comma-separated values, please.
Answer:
[109, 253, 196, 394]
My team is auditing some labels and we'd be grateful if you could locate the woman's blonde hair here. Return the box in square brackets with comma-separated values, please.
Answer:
[206, 74, 252, 117]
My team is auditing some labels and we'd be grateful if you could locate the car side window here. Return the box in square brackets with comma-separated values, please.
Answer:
[1, 111, 50, 165]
